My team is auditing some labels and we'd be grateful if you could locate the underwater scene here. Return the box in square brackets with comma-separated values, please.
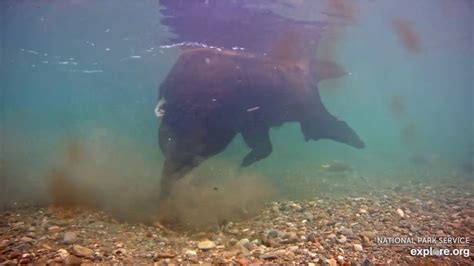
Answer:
[1, 0, 473, 264]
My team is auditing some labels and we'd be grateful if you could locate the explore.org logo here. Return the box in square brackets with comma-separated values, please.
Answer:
[375, 236, 471, 258]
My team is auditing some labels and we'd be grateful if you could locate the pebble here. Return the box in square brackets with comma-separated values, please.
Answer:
[396, 208, 405, 218]
[48, 226, 61, 233]
[260, 252, 278, 260]
[303, 212, 314, 221]
[307, 232, 317, 242]
[197, 240, 216, 250]
[353, 244, 363, 252]
[236, 238, 249, 248]
[184, 250, 197, 257]
[64, 255, 82, 265]
[72, 245, 94, 258]
[337, 235, 347, 244]
[360, 231, 377, 239]
[339, 227, 353, 236]
[359, 208, 368, 214]
[57, 249, 70, 259]
[8, 251, 21, 260]
[267, 230, 278, 239]
[21, 236, 34, 243]
[327, 258, 337, 266]
[156, 252, 176, 258]
[62, 232, 77, 244]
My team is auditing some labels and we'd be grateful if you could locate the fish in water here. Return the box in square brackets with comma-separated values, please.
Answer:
[156, 44, 365, 199]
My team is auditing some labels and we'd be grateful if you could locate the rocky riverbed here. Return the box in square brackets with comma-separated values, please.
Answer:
[1, 182, 473, 264]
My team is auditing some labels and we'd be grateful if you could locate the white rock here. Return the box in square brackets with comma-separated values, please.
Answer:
[57, 249, 69, 259]
[48, 226, 61, 233]
[236, 238, 249, 247]
[353, 244, 363, 252]
[396, 208, 405, 217]
[197, 240, 216, 250]
[185, 250, 197, 257]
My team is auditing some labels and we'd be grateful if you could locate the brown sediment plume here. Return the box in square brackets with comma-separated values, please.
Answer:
[157, 161, 277, 230]
[48, 140, 98, 209]
[391, 18, 421, 53]
[64, 141, 84, 166]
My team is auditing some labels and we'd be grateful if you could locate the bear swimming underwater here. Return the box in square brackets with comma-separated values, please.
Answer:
[156, 47, 365, 199]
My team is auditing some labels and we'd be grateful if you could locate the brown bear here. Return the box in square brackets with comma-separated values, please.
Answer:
[156, 45, 364, 199]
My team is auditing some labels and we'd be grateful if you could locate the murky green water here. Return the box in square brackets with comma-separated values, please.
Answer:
[1, 0, 472, 216]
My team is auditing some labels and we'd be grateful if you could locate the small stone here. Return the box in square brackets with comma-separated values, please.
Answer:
[236, 238, 249, 248]
[303, 212, 314, 221]
[48, 226, 61, 233]
[327, 258, 337, 266]
[228, 238, 238, 246]
[359, 209, 368, 214]
[238, 258, 249, 265]
[114, 248, 128, 256]
[307, 232, 317, 242]
[337, 255, 345, 263]
[64, 255, 82, 265]
[267, 230, 278, 239]
[360, 231, 376, 239]
[362, 258, 373, 266]
[339, 227, 353, 236]
[197, 240, 216, 250]
[21, 236, 34, 243]
[57, 249, 70, 259]
[288, 246, 298, 252]
[362, 236, 371, 246]
[19, 257, 31, 264]
[260, 252, 278, 260]
[396, 208, 404, 218]
[156, 252, 176, 259]
[62, 232, 77, 244]
[353, 244, 363, 252]
[72, 245, 94, 258]
[250, 239, 259, 245]
[8, 251, 21, 260]
[184, 250, 197, 257]
[337, 235, 347, 244]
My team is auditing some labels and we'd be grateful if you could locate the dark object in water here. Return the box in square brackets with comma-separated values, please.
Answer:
[156, 47, 365, 199]
[159, 0, 326, 56]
